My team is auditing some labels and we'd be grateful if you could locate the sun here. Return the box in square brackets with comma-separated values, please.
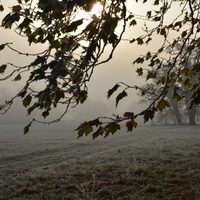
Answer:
[70, 2, 104, 34]
[75, 2, 103, 21]
[90, 2, 103, 16]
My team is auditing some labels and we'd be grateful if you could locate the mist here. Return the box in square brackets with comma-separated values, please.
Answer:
[0, 0, 193, 126]
[0, 1, 148, 126]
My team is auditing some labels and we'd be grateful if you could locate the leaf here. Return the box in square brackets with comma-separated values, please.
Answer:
[156, 98, 170, 111]
[18, 88, 27, 98]
[145, 37, 152, 44]
[88, 26, 98, 40]
[55, 90, 65, 103]
[0, 64, 7, 74]
[72, 69, 83, 83]
[107, 84, 120, 99]
[174, 21, 182, 28]
[84, 20, 95, 33]
[136, 67, 143, 76]
[132, 120, 138, 128]
[137, 38, 144, 45]
[144, 110, 155, 123]
[172, 89, 183, 101]
[104, 122, 120, 137]
[129, 38, 135, 43]
[157, 47, 163, 53]
[130, 19, 137, 26]
[23, 95, 32, 107]
[66, 19, 83, 32]
[123, 112, 134, 119]
[0, 44, 5, 51]
[172, 39, 177, 48]
[2, 13, 20, 28]
[27, 103, 39, 115]
[146, 71, 157, 81]
[102, 21, 112, 34]
[126, 121, 133, 132]
[18, 17, 33, 33]
[156, 62, 162, 70]
[36, 89, 49, 101]
[126, 120, 138, 132]
[12, 5, 22, 12]
[31, 56, 46, 66]
[154, 0, 159, 5]
[92, 126, 104, 139]
[88, 118, 100, 127]
[50, 40, 61, 49]
[24, 122, 32, 134]
[184, 78, 191, 88]
[109, 33, 118, 47]
[111, 17, 119, 31]
[116, 91, 127, 107]
[28, 32, 37, 45]
[192, 64, 200, 72]
[146, 51, 151, 60]
[181, 30, 187, 38]
[42, 110, 49, 118]
[13, 74, 21, 81]
[160, 28, 166, 36]
[147, 11, 151, 19]
[153, 16, 161, 21]
[76, 122, 93, 138]
[0, 4, 4, 12]
[86, 40, 99, 61]
[78, 90, 88, 104]
[134, 57, 144, 64]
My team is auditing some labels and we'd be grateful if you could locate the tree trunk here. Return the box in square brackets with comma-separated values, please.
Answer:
[168, 88, 182, 125]
[188, 105, 196, 125]
[185, 92, 196, 125]
[170, 98, 183, 125]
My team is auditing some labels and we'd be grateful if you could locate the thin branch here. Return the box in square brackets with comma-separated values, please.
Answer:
[6, 43, 48, 56]
[134, 1, 195, 118]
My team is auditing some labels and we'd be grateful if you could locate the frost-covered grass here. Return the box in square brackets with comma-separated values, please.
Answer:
[0, 125, 199, 199]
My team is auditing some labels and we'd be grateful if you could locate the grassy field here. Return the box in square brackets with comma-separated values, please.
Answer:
[0, 125, 199, 199]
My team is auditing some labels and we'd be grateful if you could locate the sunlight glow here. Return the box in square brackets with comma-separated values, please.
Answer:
[90, 2, 103, 16]
[77, 2, 103, 20]
[73, 2, 104, 34]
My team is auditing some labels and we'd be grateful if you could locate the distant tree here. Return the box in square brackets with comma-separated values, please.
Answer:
[138, 85, 185, 125]
[137, 43, 200, 125]
[0, 0, 199, 137]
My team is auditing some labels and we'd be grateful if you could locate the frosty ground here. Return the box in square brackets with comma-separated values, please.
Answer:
[0, 124, 199, 199]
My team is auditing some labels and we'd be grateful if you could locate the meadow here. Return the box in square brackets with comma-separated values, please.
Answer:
[0, 124, 199, 199]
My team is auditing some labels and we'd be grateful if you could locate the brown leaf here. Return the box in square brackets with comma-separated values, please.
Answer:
[132, 120, 138, 128]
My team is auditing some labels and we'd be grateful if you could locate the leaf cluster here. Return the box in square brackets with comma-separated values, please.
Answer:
[76, 114, 138, 139]
[0, 0, 128, 134]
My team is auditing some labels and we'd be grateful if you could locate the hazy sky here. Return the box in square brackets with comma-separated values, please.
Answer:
[0, 0, 182, 124]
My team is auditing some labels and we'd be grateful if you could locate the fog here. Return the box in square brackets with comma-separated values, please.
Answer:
[0, 1, 186, 126]
[1, 3, 200, 198]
